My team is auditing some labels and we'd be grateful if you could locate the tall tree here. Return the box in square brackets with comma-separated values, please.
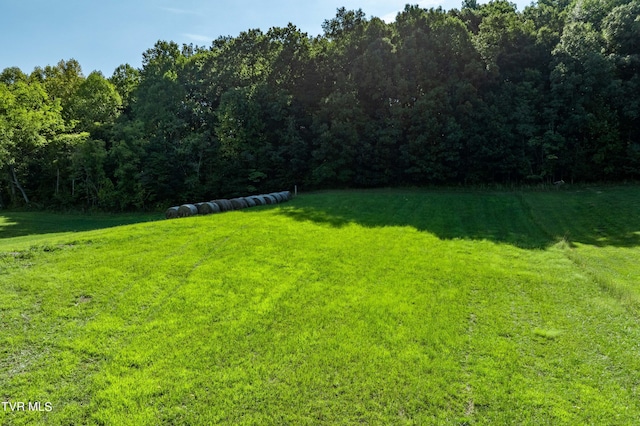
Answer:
[34, 59, 84, 124]
[0, 76, 64, 204]
[602, 0, 640, 176]
[550, 20, 622, 180]
[68, 71, 122, 133]
[110, 64, 140, 113]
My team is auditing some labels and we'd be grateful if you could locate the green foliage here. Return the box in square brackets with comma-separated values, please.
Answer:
[1, 1, 639, 209]
[34, 59, 84, 124]
[310, 90, 366, 186]
[568, 0, 629, 28]
[109, 64, 140, 112]
[68, 72, 122, 132]
[0, 78, 65, 205]
[70, 136, 114, 208]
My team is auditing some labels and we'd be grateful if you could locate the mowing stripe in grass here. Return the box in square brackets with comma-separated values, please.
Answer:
[1, 187, 639, 424]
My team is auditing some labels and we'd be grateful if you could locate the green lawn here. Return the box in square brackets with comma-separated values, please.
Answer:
[1, 186, 640, 424]
[0, 212, 160, 250]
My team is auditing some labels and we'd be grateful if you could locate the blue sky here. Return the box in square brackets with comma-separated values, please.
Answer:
[1, 0, 531, 76]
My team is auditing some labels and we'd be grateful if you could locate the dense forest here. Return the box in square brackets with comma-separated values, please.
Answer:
[1, 0, 639, 210]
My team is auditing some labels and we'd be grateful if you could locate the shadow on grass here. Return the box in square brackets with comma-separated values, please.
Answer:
[276, 188, 640, 250]
[0, 211, 162, 240]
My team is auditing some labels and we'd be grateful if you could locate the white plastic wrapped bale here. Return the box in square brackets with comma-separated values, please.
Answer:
[243, 197, 257, 207]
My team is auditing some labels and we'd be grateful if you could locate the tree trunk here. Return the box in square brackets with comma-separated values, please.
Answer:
[9, 165, 29, 205]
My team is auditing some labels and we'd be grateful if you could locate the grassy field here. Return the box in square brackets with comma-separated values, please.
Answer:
[1, 186, 640, 424]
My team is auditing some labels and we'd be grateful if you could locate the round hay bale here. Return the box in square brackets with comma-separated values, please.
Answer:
[195, 202, 211, 215]
[165, 206, 180, 219]
[230, 198, 249, 209]
[211, 200, 226, 211]
[207, 201, 221, 214]
[251, 195, 266, 206]
[280, 191, 291, 201]
[270, 193, 284, 202]
[178, 204, 198, 217]
[196, 202, 220, 215]
[243, 197, 257, 208]
[212, 199, 232, 212]
[264, 194, 277, 204]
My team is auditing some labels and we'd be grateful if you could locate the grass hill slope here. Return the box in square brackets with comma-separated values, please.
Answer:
[1, 186, 640, 424]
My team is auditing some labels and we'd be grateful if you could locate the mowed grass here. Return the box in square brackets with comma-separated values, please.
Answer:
[1, 186, 640, 424]
[0, 211, 160, 251]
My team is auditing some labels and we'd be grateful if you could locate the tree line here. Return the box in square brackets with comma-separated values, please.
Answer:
[1, 0, 639, 210]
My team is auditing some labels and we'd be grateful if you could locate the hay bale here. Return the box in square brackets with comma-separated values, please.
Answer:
[230, 198, 249, 209]
[212, 199, 232, 212]
[211, 200, 225, 211]
[251, 195, 266, 206]
[243, 197, 257, 208]
[264, 194, 277, 204]
[178, 204, 198, 217]
[196, 202, 220, 215]
[280, 191, 291, 201]
[195, 202, 210, 215]
[165, 206, 180, 219]
[207, 202, 221, 214]
[270, 193, 284, 202]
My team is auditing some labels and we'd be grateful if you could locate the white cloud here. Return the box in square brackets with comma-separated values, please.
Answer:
[183, 33, 213, 43]
[381, 11, 398, 23]
[160, 7, 199, 15]
[380, 0, 444, 23]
